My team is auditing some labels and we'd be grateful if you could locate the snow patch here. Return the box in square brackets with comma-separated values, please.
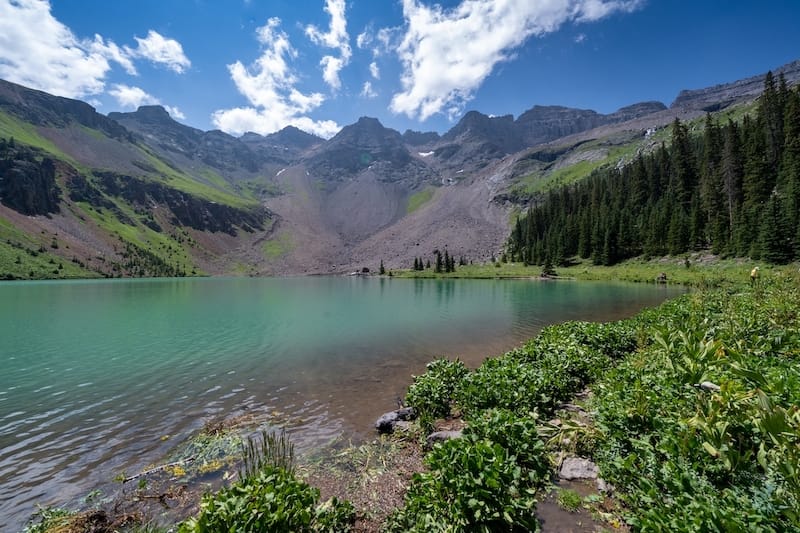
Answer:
[276, 168, 286, 177]
[418, 151, 434, 157]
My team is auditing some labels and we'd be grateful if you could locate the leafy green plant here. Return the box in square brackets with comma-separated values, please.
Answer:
[463, 408, 550, 481]
[405, 358, 468, 419]
[386, 438, 540, 532]
[179, 465, 354, 533]
[592, 279, 800, 531]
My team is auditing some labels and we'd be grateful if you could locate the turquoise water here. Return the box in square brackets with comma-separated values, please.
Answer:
[0, 276, 682, 529]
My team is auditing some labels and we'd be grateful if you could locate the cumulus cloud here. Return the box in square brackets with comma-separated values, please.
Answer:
[109, 84, 159, 108]
[128, 30, 191, 73]
[0, 0, 190, 106]
[109, 83, 185, 120]
[369, 61, 380, 79]
[212, 17, 340, 138]
[389, 0, 642, 120]
[164, 105, 186, 120]
[360, 81, 377, 98]
[575, 32, 587, 43]
[305, 0, 351, 91]
[0, 0, 128, 97]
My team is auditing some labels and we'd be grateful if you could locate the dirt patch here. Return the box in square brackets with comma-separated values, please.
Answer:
[300, 435, 425, 532]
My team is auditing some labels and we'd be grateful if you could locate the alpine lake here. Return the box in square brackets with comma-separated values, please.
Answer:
[0, 276, 684, 530]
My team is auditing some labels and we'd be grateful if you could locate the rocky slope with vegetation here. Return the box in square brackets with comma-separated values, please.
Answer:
[1, 60, 798, 280]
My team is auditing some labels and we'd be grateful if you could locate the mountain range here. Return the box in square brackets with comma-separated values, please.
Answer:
[1, 59, 799, 279]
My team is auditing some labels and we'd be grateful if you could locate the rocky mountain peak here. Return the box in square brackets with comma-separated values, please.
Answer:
[262, 125, 322, 150]
[128, 105, 173, 124]
[402, 129, 440, 147]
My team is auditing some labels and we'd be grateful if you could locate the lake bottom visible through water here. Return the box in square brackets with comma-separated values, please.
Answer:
[0, 276, 684, 530]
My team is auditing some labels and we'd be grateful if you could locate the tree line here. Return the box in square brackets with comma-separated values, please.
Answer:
[508, 72, 800, 266]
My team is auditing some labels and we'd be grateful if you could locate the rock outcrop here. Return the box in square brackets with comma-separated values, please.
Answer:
[0, 141, 60, 215]
[671, 59, 800, 111]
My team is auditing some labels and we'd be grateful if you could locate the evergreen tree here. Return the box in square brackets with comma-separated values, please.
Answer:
[434, 251, 443, 273]
[759, 193, 793, 264]
[379, 260, 386, 275]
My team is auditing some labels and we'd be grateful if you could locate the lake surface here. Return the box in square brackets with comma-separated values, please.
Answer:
[0, 276, 682, 529]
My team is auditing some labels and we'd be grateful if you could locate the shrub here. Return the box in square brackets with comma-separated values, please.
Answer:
[386, 438, 539, 532]
[405, 358, 468, 419]
[179, 465, 354, 532]
[463, 408, 551, 482]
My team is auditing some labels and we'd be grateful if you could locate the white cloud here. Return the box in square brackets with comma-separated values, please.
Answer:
[164, 105, 186, 120]
[369, 61, 380, 79]
[356, 29, 371, 49]
[575, 33, 587, 43]
[0, 0, 131, 97]
[128, 30, 191, 73]
[89, 35, 137, 75]
[109, 84, 158, 108]
[389, 0, 642, 120]
[109, 83, 185, 120]
[0, 0, 190, 110]
[360, 81, 377, 98]
[305, 0, 351, 90]
[212, 17, 340, 138]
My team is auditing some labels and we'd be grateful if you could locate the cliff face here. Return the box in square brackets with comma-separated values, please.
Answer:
[671, 60, 800, 111]
[0, 141, 60, 215]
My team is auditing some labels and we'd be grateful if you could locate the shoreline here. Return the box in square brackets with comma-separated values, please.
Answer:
[17, 267, 800, 532]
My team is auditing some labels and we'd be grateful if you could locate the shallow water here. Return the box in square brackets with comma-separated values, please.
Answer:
[0, 276, 682, 529]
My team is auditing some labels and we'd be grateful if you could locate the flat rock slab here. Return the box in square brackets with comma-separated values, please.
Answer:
[426, 430, 462, 448]
[559, 457, 599, 480]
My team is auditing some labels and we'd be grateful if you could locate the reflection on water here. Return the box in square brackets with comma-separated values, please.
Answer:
[0, 276, 682, 530]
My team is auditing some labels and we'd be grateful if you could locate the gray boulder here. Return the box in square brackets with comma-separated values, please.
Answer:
[375, 407, 416, 434]
[559, 457, 599, 480]
[425, 430, 463, 448]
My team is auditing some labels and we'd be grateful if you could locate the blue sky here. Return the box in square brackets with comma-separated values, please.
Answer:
[1, 1, 798, 138]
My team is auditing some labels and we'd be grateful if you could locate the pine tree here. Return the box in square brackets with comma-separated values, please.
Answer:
[759, 193, 793, 264]
[379, 260, 386, 275]
[413, 257, 419, 271]
[434, 251, 443, 273]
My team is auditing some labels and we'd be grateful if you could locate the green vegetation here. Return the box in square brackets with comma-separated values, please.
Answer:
[179, 429, 354, 533]
[509, 72, 800, 267]
[406, 187, 434, 214]
[393, 273, 800, 531]
[134, 145, 256, 209]
[556, 488, 583, 513]
[396, 252, 799, 288]
[0, 110, 73, 162]
[77, 200, 198, 277]
[23, 506, 75, 533]
[262, 230, 294, 260]
[0, 216, 97, 279]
